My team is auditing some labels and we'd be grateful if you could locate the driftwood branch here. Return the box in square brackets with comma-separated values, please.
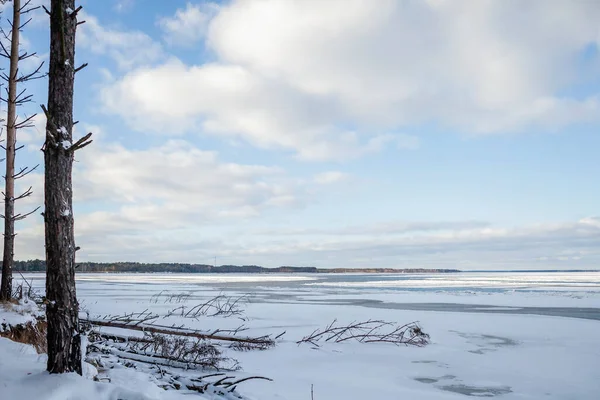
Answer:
[82, 318, 275, 347]
[297, 319, 430, 347]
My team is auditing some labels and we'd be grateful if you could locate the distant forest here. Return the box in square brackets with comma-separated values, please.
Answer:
[13, 259, 459, 274]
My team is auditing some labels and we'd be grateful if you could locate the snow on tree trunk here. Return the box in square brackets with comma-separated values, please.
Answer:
[44, 0, 81, 374]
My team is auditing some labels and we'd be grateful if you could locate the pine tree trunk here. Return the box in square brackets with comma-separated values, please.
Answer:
[0, 0, 21, 302]
[44, 0, 81, 374]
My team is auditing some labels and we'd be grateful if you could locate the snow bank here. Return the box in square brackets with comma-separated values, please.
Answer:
[0, 338, 208, 400]
[0, 298, 41, 330]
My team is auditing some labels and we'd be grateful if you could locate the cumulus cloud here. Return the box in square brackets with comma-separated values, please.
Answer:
[12, 2, 598, 269]
[208, 0, 600, 133]
[73, 139, 307, 221]
[98, 0, 600, 161]
[100, 60, 395, 160]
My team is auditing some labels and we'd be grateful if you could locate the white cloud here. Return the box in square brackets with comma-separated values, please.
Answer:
[225, 217, 600, 269]
[158, 2, 219, 47]
[207, 0, 600, 134]
[98, 0, 600, 161]
[78, 13, 164, 70]
[73, 139, 305, 217]
[101, 60, 396, 161]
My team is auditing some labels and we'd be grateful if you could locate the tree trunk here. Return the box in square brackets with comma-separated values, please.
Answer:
[0, 0, 21, 302]
[44, 0, 81, 374]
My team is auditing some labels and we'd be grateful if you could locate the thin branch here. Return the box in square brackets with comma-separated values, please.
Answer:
[13, 206, 40, 221]
[16, 61, 45, 82]
[20, 6, 40, 15]
[14, 186, 33, 201]
[74, 63, 87, 74]
[14, 113, 36, 129]
[0, 40, 10, 59]
[19, 17, 33, 30]
[13, 164, 38, 180]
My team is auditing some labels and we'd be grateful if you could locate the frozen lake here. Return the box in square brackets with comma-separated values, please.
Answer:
[17, 271, 600, 399]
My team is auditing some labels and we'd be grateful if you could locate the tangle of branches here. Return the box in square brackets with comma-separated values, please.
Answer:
[297, 319, 430, 347]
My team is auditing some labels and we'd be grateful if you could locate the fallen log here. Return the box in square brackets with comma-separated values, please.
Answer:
[82, 318, 274, 346]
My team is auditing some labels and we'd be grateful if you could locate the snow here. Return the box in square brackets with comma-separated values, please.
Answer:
[4, 272, 600, 399]
[57, 126, 68, 137]
[1, 297, 41, 330]
[0, 337, 204, 400]
[61, 209, 71, 217]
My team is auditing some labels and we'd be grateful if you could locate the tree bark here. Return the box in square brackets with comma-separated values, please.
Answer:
[0, 0, 21, 302]
[44, 0, 81, 374]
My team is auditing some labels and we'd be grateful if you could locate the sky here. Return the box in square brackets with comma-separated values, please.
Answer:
[1, 0, 599, 270]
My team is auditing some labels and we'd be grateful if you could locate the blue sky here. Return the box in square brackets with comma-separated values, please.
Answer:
[3, 0, 600, 269]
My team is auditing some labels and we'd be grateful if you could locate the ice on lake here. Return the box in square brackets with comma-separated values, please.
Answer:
[16, 271, 600, 399]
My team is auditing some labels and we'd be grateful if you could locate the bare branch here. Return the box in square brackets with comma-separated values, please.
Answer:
[13, 164, 38, 179]
[69, 5, 83, 19]
[20, 6, 41, 15]
[14, 185, 33, 201]
[19, 17, 33, 30]
[68, 131, 92, 152]
[0, 40, 10, 59]
[13, 206, 40, 221]
[16, 61, 45, 82]
[297, 320, 430, 347]
[14, 113, 36, 129]
[74, 62, 87, 74]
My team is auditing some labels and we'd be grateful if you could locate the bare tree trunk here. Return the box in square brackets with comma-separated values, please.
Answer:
[44, 0, 81, 374]
[0, 0, 21, 301]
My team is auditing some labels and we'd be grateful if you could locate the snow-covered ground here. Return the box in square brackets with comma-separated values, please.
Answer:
[2, 272, 600, 399]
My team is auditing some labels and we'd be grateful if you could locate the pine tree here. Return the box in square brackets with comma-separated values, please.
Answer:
[42, 0, 91, 373]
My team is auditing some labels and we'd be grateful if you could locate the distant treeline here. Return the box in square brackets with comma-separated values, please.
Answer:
[13, 259, 459, 274]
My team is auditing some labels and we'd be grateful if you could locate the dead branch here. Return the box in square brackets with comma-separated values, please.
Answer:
[297, 319, 430, 347]
[12, 164, 38, 179]
[17, 61, 45, 82]
[68, 131, 92, 152]
[13, 185, 33, 200]
[74, 62, 87, 73]
[83, 317, 275, 347]
[183, 294, 248, 318]
[12, 206, 40, 221]
[14, 113, 36, 129]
